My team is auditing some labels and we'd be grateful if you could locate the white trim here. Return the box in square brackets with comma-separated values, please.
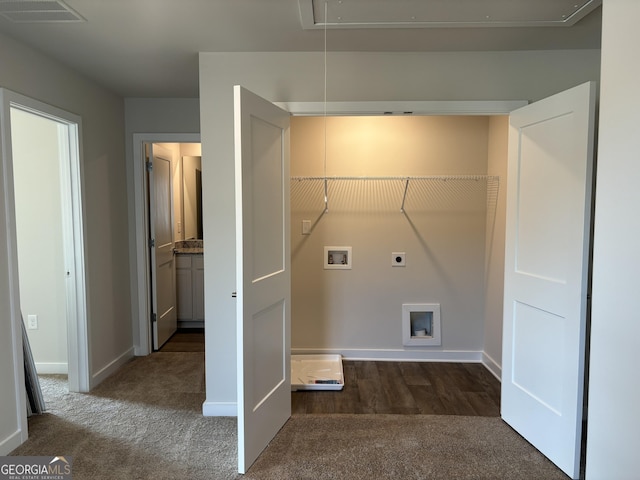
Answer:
[0, 88, 28, 452]
[90, 347, 134, 386]
[202, 401, 238, 417]
[291, 347, 483, 363]
[276, 100, 528, 117]
[0, 429, 23, 456]
[131, 133, 200, 356]
[5, 92, 90, 393]
[34, 362, 68, 375]
[482, 351, 502, 382]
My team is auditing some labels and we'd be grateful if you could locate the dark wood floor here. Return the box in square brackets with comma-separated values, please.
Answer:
[159, 331, 501, 417]
[159, 328, 205, 352]
[292, 360, 501, 416]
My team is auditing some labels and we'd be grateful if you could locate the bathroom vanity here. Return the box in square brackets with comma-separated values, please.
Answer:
[174, 240, 204, 327]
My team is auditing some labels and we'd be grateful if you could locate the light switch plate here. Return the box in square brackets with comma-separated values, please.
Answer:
[302, 219, 311, 235]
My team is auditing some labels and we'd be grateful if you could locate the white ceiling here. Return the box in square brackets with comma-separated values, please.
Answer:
[0, 0, 602, 98]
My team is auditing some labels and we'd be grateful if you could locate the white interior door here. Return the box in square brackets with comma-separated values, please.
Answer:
[234, 85, 291, 474]
[502, 81, 596, 479]
[149, 143, 177, 349]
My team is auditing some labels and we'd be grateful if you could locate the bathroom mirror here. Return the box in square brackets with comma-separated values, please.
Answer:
[182, 155, 203, 240]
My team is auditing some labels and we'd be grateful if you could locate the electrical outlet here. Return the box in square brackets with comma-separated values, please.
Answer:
[392, 252, 406, 267]
[27, 314, 38, 330]
[302, 219, 311, 235]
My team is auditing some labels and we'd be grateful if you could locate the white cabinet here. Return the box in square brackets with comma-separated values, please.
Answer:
[176, 260, 192, 319]
[176, 254, 204, 324]
[192, 256, 205, 320]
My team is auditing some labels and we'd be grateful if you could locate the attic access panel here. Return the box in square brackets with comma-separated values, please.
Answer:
[299, 0, 601, 29]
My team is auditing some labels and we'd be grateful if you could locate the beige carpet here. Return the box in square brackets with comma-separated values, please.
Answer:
[245, 415, 569, 480]
[11, 352, 568, 479]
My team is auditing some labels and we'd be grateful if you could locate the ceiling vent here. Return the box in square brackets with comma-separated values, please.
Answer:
[0, 0, 85, 23]
[299, 0, 602, 29]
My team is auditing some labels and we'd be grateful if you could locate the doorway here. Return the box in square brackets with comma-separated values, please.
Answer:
[12, 108, 69, 381]
[0, 89, 89, 396]
[234, 92, 598, 475]
[131, 134, 202, 355]
[240, 90, 594, 478]
[288, 114, 508, 368]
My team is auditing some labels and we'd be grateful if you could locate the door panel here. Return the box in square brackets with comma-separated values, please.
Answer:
[516, 113, 575, 281]
[502, 82, 596, 479]
[251, 116, 285, 280]
[512, 302, 565, 414]
[235, 85, 290, 474]
[149, 144, 177, 349]
[251, 300, 286, 406]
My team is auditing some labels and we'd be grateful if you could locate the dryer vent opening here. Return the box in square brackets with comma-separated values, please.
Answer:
[402, 303, 441, 346]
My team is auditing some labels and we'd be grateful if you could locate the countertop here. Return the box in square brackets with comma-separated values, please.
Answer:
[174, 240, 203, 255]
[175, 247, 203, 255]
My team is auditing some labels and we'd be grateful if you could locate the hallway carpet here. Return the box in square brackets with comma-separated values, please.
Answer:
[10, 352, 568, 479]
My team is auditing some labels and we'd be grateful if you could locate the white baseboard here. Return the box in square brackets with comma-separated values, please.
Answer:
[35, 362, 68, 375]
[291, 347, 483, 363]
[91, 347, 134, 388]
[481, 351, 502, 381]
[0, 428, 24, 456]
[202, 401, 237, 417]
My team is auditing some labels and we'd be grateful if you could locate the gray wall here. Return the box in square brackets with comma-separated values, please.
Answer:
[199, 49, 601, 412]
[0, 31, 128, 453]
[123, 98, 200, 350]
[587, 1, 639, 477]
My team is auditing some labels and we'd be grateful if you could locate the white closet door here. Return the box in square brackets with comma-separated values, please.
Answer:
[502, 81, 596, 479]
[234, 85, 291, 474]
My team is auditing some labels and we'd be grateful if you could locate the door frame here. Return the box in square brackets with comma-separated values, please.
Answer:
[131, 133, 200, 356]
[0, 88, 90, 397]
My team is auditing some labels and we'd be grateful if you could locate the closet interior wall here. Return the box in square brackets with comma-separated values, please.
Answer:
[290, 115, 508, 362]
